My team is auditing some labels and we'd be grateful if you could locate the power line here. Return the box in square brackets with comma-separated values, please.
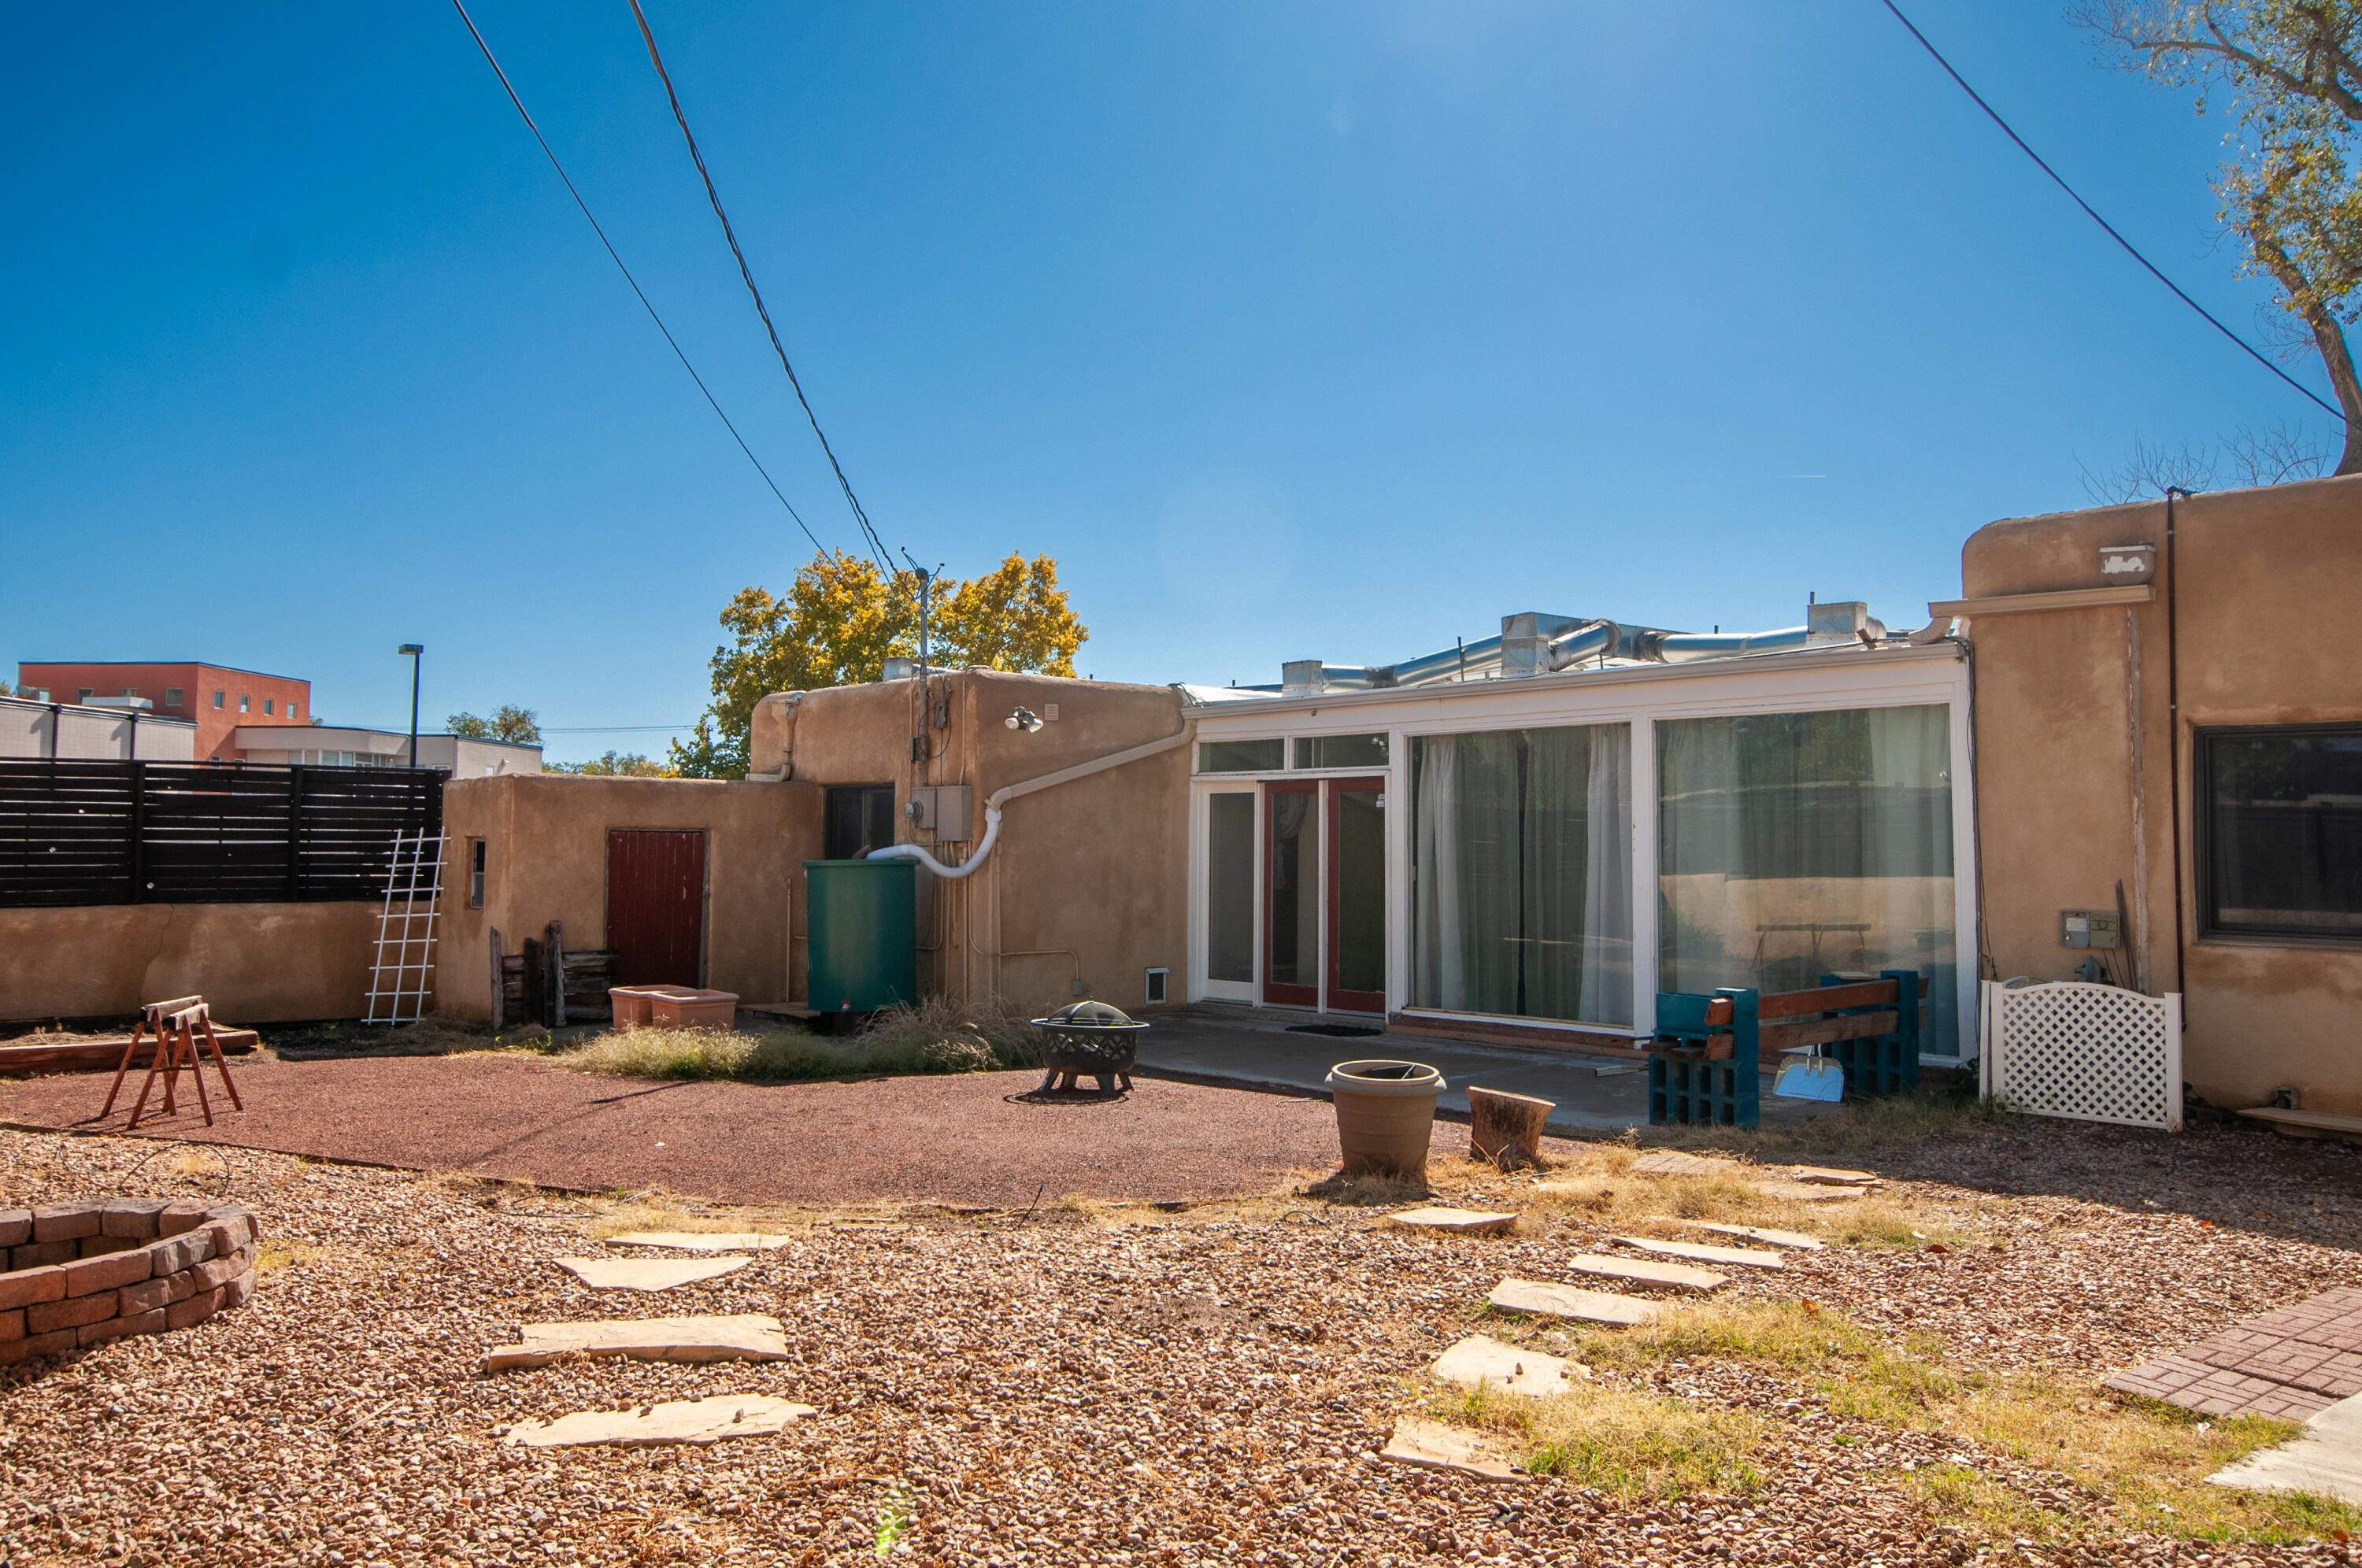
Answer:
[445, 0, 831, 553]
[625, 0, 899, 575]
[539, 724, 697, 733]
[1879, 0, 2346, 423]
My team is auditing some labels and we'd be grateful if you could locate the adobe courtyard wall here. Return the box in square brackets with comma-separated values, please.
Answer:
[1964, 472, 2362, 1113]
[0, 902, 377, 1023]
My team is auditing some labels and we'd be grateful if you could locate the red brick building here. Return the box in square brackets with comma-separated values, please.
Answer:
[16, 662, 311, 762]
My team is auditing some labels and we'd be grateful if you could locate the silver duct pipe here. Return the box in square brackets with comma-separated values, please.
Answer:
[1633, 626, 1809, 664]
[1380, 633, 1504, 689]
[1545, 619, 1620, 671]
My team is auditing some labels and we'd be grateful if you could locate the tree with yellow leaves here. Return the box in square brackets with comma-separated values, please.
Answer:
[671, 549, 1088, 777]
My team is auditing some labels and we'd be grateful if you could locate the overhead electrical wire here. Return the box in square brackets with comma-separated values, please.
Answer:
[625, 0, 898, 576]
[1879, 0, 2345, 423]
[445, 0, 830, 555]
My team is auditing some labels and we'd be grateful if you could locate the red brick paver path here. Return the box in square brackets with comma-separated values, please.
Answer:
[0, 1054, 1361, 1207]
[2105, 1286, 2362, 1420]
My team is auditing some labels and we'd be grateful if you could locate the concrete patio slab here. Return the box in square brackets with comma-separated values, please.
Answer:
[1487, 1278, 1662, 1325]
[1429, 1334, 1586, 1396]
[1132, 1008, 1841, 1136]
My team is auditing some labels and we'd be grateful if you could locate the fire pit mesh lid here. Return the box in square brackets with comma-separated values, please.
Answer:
[1034, 1000, 1146, 1031]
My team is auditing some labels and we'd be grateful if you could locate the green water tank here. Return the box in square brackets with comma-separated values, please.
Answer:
[803, 858, 918, 1014]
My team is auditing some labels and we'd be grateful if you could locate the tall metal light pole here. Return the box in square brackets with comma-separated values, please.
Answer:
[398, 644, 424, 768]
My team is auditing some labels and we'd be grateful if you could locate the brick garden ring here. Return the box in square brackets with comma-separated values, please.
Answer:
[0, 1199, 260, 1366]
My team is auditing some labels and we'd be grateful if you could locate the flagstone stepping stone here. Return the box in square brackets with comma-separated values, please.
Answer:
[1566, 1253, 1728, 1292]
[1615, 1235, 1786, 1270]
[481, 1314, 791, 1372]
[1686, 1221, 1823, 1251]
[1750, 1179, 1867, 1204]
[1627, 1151, 1731, 1178]
[1785, 1164, 1878, 1186]
[505, 1394, 818, 1449]
[1487, 1278, 1662, 1326]
[553, 1256, 752, 1291]
[1389, 1207, 1518, 1235]
[605, 1231, 795, 1252]
[1379, 1417, 1526, 1482]
[1430, 1334, 1587, 1396]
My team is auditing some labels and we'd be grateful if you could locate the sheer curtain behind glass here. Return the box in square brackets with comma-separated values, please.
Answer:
[1412, 724, 1631, 1026]
[1657, 704, 1957, 1054]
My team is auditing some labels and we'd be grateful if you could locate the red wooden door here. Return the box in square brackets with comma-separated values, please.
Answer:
[607, 830, 706, 986]
[1327, 778, 1387, 1014]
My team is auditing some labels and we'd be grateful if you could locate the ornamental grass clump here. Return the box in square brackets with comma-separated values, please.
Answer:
[560, 997, 1035, 1084]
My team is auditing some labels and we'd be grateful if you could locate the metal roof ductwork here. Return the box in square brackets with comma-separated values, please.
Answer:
[1280, 600, 1894, 693]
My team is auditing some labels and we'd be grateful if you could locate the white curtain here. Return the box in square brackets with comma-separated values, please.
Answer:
[1412, 737, 1461, 1009]
[1580, 727, 1634, 1025]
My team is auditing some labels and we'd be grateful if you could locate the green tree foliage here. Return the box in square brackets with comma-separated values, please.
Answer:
[445, 704, 543, 744]
[546, 749, 672, 777]
[671, 549, 1088, 778]
[2080, 0, 2362, 472]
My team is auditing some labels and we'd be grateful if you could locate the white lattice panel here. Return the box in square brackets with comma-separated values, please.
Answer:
[1983, 981, 2182, 1132]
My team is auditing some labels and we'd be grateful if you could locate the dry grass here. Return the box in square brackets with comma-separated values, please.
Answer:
[1472, 1296, 2362, 1544]
[1511, 1144, 1973, 1252]
[1427, 1378, 1765, 1500]
[551, 996, 1035, 1085]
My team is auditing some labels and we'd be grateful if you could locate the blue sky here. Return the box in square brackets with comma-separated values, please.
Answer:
[3, 2, 2335, 762]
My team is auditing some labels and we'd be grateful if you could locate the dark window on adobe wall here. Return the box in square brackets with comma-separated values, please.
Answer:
[2199, 724, 2362, 942]
[823, 784, 898, 860]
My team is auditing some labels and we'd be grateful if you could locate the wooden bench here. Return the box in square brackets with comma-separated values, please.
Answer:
[1647, 970, 1923, 1128]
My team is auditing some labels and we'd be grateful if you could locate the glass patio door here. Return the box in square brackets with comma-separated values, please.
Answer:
[1262, 778, 1387, 1013]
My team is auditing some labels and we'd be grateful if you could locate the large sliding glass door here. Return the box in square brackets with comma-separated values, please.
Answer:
[1409, 724, 1634, 1027]
[1264, 781, 1320, 1007]
[1328, 779, 1387, 1013]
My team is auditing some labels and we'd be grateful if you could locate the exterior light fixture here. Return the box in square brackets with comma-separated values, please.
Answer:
[1005, 707, 1043, 734]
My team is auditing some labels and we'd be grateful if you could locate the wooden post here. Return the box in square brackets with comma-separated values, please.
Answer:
[1468, 1086, 1554, 1168]
[547, 920, 566, 1027]
[488, 928, 505, 1033]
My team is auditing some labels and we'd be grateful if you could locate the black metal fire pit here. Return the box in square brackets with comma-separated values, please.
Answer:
[1028, 1000, 1148, 1094]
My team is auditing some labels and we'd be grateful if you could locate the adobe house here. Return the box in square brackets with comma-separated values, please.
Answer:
[1961, 472, 2362, 1115]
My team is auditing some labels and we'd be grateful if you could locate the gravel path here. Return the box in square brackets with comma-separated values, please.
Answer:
[0, 1056, 1347, 1205]
[6, 1108, 2362, 1564]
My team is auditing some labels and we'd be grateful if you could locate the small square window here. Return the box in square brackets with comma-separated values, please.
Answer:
[263, 698, 275, 716]
[213, 690, 224, 709]
[122, 687, 137, 698]
[289, 702, 300, 721]
[165, 688, 183, 708]
[76, 688, 94, 703]
[239, 695, 250, 713]
[2199, 724, 2362, 941]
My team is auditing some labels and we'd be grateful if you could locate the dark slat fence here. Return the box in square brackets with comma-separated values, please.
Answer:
[0, 760, 444, 908]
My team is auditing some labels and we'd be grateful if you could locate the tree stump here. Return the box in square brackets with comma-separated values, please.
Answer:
[1468, 1086, 1553, 1167]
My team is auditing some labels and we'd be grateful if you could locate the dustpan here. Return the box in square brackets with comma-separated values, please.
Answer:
[1774, 1045, 1846, 1103]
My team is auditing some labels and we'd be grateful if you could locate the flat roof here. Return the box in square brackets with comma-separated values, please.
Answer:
[17, 660, 308, 682]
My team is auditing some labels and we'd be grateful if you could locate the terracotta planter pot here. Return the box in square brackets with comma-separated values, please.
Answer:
[648, 989, 739, 1030]
[1324, 1059, 1446, 1178]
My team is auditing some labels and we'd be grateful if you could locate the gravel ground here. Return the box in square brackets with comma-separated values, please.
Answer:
[0, 1057, 1346, 1205]
[6, 1108, 2362, 1567]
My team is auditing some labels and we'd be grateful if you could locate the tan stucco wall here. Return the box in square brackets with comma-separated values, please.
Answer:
[435, 775, 821, 1021]
[751, 670, 1192, 1019]
[0, 902, 379, 1023]
[1964, 472, 2362, 1111]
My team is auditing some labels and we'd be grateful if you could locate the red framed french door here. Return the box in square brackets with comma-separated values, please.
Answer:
[1263, 780, 1320, 1007]
[1326, 778, 1387, 1014]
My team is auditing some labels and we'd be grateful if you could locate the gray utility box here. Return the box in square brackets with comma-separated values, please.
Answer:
[906, 785, 973, 841]
[2060, 908, 2122, 949]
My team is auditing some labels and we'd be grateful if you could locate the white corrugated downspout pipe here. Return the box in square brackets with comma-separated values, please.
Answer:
[866, 716, 1199, 881]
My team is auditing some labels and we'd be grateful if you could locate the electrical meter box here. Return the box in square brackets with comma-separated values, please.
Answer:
[905, 785, 973, 842]
[2060, 908, 2122, 949]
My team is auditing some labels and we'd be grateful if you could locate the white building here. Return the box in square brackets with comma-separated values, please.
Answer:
[230, 727, 542, 776]
[1182, 601, 1977, 1064]
[0, 695, 197, 760]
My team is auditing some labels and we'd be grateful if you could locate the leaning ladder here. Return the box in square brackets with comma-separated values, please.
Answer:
[365, 831, 448, 1025]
